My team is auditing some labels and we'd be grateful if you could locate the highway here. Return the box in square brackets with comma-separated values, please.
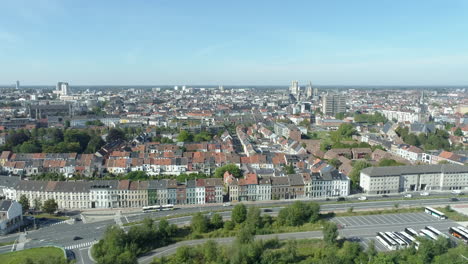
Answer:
[0, 195, 466, 263]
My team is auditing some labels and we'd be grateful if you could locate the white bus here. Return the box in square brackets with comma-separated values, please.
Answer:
[161, 204, 174, 211]
[424, 207, 447, 220]
[386, 232, 407, 248]
[425, 226, 449, 238]
[404, 227, 419, 237]
[449, 227, 468, 243]
[420, 229, 438, 240]
[142, 205, 161, 213]
[399, 231, 420, 249]
[376, 232, 397, 250]
[457, 226, 468, 235]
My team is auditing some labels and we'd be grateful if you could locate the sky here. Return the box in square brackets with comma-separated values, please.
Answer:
[1, 0, 468, 86]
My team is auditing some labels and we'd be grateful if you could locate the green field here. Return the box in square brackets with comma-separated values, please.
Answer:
[0, 247, 66, 264]
[32, 213, 70, 220]
[435, 206, 468, 221]
[0, 241, 14, 247]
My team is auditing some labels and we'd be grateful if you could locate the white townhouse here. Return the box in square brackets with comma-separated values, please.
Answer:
[256, 177, 272, 201]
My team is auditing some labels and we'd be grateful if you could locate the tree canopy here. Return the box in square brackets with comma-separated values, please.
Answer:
[214, 164, 242, 178]
[42, 199, 58, 214]
[231, 203, 247, 224]
[106, 128, 126, 142]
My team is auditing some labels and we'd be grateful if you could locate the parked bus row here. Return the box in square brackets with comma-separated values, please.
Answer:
[376, 229, 421, 251]
[376, 226, 449, 251]
[142, 204, 175, 212]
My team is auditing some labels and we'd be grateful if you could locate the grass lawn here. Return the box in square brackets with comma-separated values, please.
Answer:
[0, 241, 14, 247]
[331, 207, 424, 218]
[435, 206, 468, 221]
[295, 239, 327, 257]
[0, 247, 65, 264]
[31, 213, 69, 220]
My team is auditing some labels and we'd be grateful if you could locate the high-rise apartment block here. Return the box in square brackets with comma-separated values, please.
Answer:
[305, 82, 313, 98]
[56, 82, 70, 96]
[322, 94, 346, 116]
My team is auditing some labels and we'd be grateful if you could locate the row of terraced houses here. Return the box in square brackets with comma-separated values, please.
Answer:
[0, 165, 350, 210]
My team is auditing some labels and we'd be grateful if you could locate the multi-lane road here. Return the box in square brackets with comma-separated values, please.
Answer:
[0, 195, 466, 263]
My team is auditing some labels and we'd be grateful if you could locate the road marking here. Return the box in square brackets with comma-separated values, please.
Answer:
[345, 217, 361, 226]
[65, 241, 98, 250]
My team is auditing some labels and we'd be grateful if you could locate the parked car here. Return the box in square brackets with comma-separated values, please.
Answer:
[404, 194, 413, 198]
[337, 197, 346, 202]
[358, 196, 367, 201]
[451, 190, 462, 195]
[222, 202, 231, 207]
[420, 192, 430, 196]
[381, 195, 389, 198]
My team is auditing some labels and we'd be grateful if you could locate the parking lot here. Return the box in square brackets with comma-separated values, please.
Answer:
[332, 212, 446, 228]
[333, 212, 459, 252]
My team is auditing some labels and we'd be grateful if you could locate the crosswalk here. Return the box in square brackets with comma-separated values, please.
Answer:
[65, 240, 98, 250]
[47, 220, 66, 227]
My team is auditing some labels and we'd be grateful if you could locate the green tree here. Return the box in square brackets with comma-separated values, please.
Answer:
[454, 127, 463, 137]
[210, 213, 224, 229]
[18, 141, 42, 153]
[328, 158, 342, 169]
[6, 132, 30, 147]
[33, 198, 42, 211]
[348, 161, 371, 190]
[191, 212, 209, 233]
[277, 201, 320, 226]
[245, 206, 262, 230]
[223, 220, 235, 230]
[177, 130, 192, 142]
[106, 128, 126, 142]
[231, 203, 247, 224]
[193, 131, 212, 142]
[403, 133, 420, 146]
[19, 194, 30, 212]
[332, 123, 358, 142]
[85, 135, 105, 153]
[42, 199, 58, 214]
[214, 164, 242, 178]
[283, 164, 295, 174]
[64, 129, 91, 152]
[323, 221, 338, 245]
[378, 159, 405, 167]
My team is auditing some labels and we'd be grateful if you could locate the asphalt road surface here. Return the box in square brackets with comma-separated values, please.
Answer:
[1, 195, 466, 263]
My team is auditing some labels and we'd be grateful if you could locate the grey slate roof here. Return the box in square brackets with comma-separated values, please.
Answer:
[0, 176, 20, 188]
[382, 121, 394, 134]
[361, 164, 468, 177]
[410, 123, 436, 134]
[89, 180, 118, 189]
[186, 179, 196, 188]
[55, 181, 91, 193]
[271, 176, 290, 186]
[288, 174, 304, 186]
[0, 200, 12, 211]
[17, 180, 48, 192]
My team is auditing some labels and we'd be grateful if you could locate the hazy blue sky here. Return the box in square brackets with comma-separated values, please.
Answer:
[1, 0, 468, 85]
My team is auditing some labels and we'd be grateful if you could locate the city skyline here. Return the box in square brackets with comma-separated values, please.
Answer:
[1, 1, 468, 85]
